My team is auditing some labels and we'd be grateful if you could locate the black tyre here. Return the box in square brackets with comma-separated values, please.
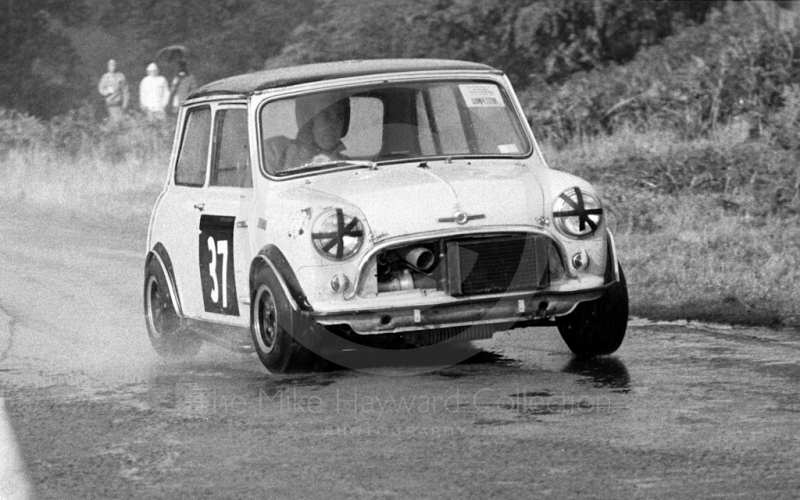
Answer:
[251, 266, 316, 374]
[557, 265, 628, 358]
[143, 258, 202, 357]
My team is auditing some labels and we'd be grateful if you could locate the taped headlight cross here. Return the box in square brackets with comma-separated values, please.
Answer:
[313, 209, 364, 260]
[553, 187, 602, 232]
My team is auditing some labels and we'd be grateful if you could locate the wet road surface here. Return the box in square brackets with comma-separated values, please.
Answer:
[1, 205, 799, 499]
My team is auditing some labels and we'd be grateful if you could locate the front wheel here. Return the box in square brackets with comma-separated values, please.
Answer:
[144, 258, 202, 357]
[251, 267, 317, 373]
[557, 265, 628, 358]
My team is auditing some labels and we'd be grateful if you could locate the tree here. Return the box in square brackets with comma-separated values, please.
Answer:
[98, 0, 314, 84]
[265, 0, 718, 87]
[0, 0, 87, 117]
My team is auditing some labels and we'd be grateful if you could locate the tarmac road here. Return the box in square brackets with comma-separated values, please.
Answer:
[0, 205, 799, 499]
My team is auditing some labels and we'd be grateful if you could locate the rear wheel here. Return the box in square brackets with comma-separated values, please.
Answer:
[557, 265, 628, 358]
[144, 258, 202, 357]
[251, 266, 316, 373]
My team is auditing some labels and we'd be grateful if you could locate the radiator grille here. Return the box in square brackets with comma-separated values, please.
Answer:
[446, 235, 549, 296]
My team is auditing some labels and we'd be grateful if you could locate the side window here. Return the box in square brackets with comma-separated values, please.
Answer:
[211, 108, 252, 188]
[175, 107, 211, 187]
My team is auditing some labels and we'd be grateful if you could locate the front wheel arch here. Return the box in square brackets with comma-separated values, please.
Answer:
[249, 245, 312, 312]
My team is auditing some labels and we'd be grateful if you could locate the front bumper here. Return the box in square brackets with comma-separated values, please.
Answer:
[308, 227, 621, 336]
[312, 284, 610, 335]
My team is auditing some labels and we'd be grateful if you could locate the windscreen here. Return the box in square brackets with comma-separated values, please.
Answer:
[260, 80, 531, 176]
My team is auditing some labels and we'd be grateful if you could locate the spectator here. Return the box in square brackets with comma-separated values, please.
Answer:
[139, 62, 170, 121]
[170, 60, 198, 115]
[97, 59, 129, 124]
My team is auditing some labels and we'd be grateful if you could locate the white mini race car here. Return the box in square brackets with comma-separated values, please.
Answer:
[144, 59, 628, 373]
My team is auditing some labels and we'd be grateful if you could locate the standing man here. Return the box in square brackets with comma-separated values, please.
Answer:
[139, 62, 170, 121]
[169, 60, 198, 115]
[97, 59, 129, 124]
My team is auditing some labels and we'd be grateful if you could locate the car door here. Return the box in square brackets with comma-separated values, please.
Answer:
[194, 104, 254, 327]
[156, 104, 212, 319]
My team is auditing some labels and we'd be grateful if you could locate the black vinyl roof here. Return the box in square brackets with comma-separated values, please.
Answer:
[189, 59, 500, 99]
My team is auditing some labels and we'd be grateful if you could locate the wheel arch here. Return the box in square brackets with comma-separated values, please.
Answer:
[604, 228, 622, 284]
[249, 245, 313, 312]
[145, 243, 185, 317]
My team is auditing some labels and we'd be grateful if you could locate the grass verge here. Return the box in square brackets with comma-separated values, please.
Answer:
[546, 125, 800, 328]
[615, 196, 796, 327]
[1, 138, 166, 220]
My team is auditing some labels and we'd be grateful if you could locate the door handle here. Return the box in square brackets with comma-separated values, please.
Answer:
[236, 221, 248, 229]
[193, 203, 205, 211]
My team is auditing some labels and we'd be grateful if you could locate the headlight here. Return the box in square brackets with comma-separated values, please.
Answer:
[312, 209, 364, 260]
[552, 187, 603, 238]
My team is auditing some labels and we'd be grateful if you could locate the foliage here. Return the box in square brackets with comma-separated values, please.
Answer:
[0, 109, 48, 151]
[0, 0, 723, 118]
[523, 2, 800, 146]
[544, 125, 800, 327]
[616, 196, 800, 327]
[0, 105, 173, 164]
[547, 124, 800, 237]
[266, 0, 715, 87]
[1, 0, 315, 118]
[512, 0, 703, 83]
[0, 106, 170, 218]
[0, 0, 88, 117]
[96, 0, 314, 83]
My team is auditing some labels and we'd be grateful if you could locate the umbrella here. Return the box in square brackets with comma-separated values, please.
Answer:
[155, 45, 189, 63]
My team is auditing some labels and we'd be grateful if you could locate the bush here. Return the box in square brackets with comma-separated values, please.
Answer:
[0, 108, 48, 152]
[0, 105, 174, 163]
[522, 2, 800, 147]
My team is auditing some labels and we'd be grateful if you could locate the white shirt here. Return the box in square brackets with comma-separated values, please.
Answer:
[139, 75, 170, 112]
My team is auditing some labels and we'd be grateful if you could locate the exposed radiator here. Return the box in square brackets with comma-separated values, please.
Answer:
[445, 234, 549, 296]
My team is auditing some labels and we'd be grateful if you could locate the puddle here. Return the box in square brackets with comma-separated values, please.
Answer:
[272, 375, 341, 388]
[563, 357, 631, 393]
[509, 391, 552, 398]
[473, 418, 516, 426]
[422, 349, 518, 378]
[316, 342, 517, 376]
[458, 349, 517, 367]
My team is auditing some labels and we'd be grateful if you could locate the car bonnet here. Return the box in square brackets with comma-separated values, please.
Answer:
[285, 159, 547, 242]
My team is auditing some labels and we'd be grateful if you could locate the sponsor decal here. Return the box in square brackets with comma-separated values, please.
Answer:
[459, 84, 505, 107]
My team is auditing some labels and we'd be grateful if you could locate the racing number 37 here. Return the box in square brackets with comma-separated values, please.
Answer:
[199, 215, 240, 316]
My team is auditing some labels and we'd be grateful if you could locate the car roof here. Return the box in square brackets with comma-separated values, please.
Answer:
[189, 59, 500, 99]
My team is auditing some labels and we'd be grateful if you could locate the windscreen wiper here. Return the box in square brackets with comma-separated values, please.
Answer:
[282, 159, 378, 175]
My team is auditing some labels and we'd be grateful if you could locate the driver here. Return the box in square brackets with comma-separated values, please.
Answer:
[265, 93, 350, 172]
